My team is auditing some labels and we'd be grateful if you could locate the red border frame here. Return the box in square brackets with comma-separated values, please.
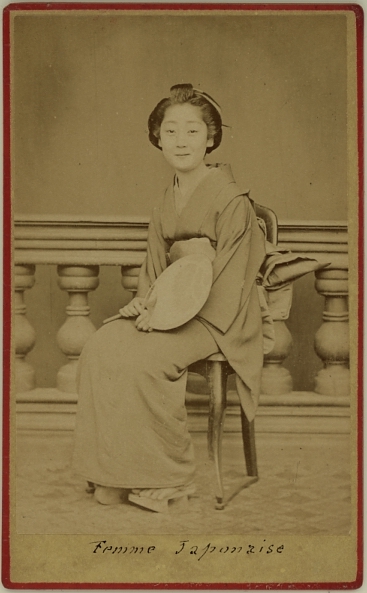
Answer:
[2, 3, 364, 589]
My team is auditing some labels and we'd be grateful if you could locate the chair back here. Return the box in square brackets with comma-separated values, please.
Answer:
[254, 202, 278, 245]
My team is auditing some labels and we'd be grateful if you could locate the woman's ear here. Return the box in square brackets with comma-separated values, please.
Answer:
[158, 137, 162, 148]
[206, 137, 214, 148]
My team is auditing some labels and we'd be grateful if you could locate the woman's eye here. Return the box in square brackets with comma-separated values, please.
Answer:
[188, 129, 198, 134]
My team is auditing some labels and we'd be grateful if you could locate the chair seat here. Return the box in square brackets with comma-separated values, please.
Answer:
[189, 353, 233, 379]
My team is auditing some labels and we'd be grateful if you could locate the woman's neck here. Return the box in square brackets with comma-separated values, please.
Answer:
[175, 162, 209, 197]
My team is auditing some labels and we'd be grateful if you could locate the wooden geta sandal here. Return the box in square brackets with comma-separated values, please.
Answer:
[128, 484, 196, 513]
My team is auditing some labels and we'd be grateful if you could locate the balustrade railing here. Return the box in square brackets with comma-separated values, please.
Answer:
[56, 264, 100, 393]
[14, 264, 36, 393]
[13, 215, 349, 407]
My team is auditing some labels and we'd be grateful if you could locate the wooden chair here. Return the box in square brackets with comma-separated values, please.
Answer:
[189, 203, 278, 510]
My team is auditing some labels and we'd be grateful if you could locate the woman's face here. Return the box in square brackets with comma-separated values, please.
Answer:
[159, 103, 214, 174]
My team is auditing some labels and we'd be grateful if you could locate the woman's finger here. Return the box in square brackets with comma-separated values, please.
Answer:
[136, 311, 149, 323]
[136, 323, 149, 332]
[119, 297, 145, 318]
[135, 315, 153, 332]
[140, 324, 153, 332]
[134, 301, 145, 315]
[120, 310, 134, 318]
[120, 305, 138, 317]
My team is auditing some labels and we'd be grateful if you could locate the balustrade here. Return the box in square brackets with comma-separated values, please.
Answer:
[120, 266, 140, 293]
[12, 216, 350, 408]
[260, 320, 293, 395]
[56, 265, 100, 393]
[14, 264, 36, 393]
[314, 266, 349, 396]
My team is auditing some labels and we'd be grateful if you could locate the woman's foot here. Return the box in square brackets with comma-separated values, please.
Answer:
[128, 484, 196, 513]
[94, 485, 127, 505]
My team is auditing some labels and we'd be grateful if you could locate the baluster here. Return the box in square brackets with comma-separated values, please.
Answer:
[121, 266, 140, 294]
[56, 265, 99, 393]
[14, 264, 36, 393]
[314, 268, 349, 396]
[260, 320, 293, 395]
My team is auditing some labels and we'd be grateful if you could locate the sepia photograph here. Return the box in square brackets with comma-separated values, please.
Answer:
[3, 3, 362, 588]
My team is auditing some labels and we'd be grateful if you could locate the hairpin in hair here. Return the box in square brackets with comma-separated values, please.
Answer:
[193, 88, 222, 117]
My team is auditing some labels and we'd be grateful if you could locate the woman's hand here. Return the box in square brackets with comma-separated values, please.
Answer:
[119, 297, 145, 318]
[135, 310, 153, 332]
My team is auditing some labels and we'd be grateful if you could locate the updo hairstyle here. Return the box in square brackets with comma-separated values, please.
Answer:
[148, 84, 222, 154]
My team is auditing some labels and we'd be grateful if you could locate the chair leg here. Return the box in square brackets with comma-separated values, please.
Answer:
[207, 360, 227, 510]
[240, 408, 258, 477]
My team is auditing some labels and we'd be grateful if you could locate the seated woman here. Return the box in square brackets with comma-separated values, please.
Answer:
[72, 84, 266, 512]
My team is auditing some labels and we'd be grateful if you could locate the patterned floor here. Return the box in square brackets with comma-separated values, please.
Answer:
[16, 430, 351, 535]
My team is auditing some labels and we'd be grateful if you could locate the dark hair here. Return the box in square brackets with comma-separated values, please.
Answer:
[148, 84, 222, 154]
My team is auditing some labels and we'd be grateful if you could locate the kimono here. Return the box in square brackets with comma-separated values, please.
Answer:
[72, 164, 266, 489]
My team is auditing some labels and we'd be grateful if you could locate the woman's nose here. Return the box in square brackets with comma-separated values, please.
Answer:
[176, 132, 187, 147]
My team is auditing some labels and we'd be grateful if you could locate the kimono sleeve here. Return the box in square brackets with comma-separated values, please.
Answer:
[136, 206, 169, 298]
[197, 195, 264, 334]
